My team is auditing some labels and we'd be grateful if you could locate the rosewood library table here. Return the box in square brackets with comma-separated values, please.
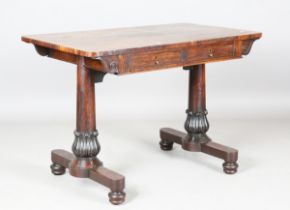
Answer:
[22, 23, 261, 205]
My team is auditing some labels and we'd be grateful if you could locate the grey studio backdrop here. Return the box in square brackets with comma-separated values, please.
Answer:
[1, 0, 290, 210]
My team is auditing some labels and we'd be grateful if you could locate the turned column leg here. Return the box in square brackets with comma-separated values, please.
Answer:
[160, 64, 211, 151]
[69, 56, 101, 177]
[159, 64, 238, 174]
[182, 64, 211, 151]
[50, 56, 125, 204]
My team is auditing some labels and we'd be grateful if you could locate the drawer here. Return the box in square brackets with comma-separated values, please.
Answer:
[186, 39, 235, 63]
[127, 50, 182, 72]
[125, 39, 235, 73]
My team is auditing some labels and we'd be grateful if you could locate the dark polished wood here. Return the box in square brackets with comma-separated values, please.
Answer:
[50, 57, 125, 205]
[160, 64, 238, 174]
[22, 23, 261, 205]
[69, 57, 101, 177]
[76, 56, 96, 132]
[187, 64, 206, 112]
[182, 64, 210, 151]
[22, 23, 261, 75]
[51, 150, 125, 204]
[160, 128, 238, 174]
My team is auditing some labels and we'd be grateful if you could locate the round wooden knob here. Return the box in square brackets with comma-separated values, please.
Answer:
[208, 49, 214, 57]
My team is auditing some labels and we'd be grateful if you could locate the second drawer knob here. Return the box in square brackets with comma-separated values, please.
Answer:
[208, 49, 214, 57]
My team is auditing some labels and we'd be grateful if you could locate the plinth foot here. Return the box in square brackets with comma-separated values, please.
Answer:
[159, 139, 174, 151]
[223, 161, 238, 174]
[50, 163, 66, 175]
[108, 191, 126, 205]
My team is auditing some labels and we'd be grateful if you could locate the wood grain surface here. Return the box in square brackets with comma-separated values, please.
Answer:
[22, 23, 261, 74]
[22, 23, 261, 57]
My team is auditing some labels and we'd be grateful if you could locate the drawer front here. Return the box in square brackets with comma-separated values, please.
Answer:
[127, 50, 182, 72]
[125, 39, 236, 73]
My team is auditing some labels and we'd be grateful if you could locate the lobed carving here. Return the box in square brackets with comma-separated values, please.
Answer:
[72, 131, 100, 158]
[184, 110, 209, 134]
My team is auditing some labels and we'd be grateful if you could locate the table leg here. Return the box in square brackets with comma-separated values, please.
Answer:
[159, 64, 238, 174]
[50, 56, 125, 205]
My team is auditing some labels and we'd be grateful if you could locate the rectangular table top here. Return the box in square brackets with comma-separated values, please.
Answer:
[22, 23, 261, 58]
[22, 23, 261, 74]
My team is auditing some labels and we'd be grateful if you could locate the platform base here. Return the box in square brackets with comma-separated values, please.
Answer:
[159, 128, 238, 174]
[50, 149, 126, 205]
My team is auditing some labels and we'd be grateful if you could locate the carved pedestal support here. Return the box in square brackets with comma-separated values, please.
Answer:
[50, 56, 125, 205]
[159, 64, 238, 174]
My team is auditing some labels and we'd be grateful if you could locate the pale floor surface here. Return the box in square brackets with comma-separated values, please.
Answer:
[0, 118, 290, 210]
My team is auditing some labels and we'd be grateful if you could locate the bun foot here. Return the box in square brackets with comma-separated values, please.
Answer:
[108, 191, 126, 205]
[50, 163, 66, 175]
[159, 139, 174, 151]
[223, 161, 238, 174]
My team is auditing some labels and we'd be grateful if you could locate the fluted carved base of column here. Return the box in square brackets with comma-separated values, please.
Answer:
[159, 128, 238, 174]
[72, 131, 100, 158]
[184, 110, 209, 134]
[69, 130, 102, 177]
[182, 110, 211, 151]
